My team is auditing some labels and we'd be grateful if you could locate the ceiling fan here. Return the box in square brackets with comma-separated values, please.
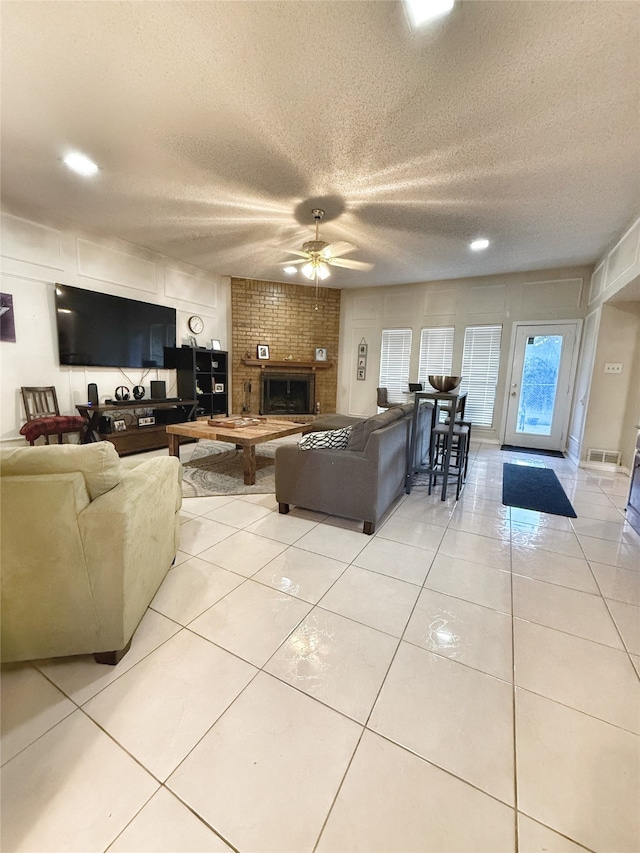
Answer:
[279, 208, 374, 281]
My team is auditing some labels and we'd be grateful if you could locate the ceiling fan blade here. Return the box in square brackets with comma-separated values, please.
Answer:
[327, 257, 374, 271]
[321, 241, 357, 259]
[273, 247, 310, 259]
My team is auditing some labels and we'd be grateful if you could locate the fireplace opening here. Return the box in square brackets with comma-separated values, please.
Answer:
[261, 373, 315, 415]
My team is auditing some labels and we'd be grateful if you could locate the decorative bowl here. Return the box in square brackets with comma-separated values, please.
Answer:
[428, 375, 462, 393]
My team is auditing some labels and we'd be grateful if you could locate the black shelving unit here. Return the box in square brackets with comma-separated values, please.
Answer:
[164, 347, 229, 417]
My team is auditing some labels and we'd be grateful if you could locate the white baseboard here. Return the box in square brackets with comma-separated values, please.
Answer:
[578, 460, 631, 477]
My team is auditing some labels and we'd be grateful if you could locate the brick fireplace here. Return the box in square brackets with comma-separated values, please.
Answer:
[231, 279, 340, 417]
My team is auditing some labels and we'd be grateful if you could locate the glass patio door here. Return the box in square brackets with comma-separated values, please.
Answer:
[503, 323, 579, 451]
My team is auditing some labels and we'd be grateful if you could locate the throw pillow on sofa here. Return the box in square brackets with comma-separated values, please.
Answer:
[298, 426, 352, 450]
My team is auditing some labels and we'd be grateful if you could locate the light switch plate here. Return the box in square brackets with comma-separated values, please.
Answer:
[604, 363, 623, 374]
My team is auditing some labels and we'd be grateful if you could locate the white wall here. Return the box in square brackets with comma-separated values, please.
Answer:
[579, 213, 640, 470]
[0, 211, 231, 442]
[338, 267, 592, 444]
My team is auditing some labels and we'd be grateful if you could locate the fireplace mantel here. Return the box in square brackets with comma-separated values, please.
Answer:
[241, 358, 333, 370]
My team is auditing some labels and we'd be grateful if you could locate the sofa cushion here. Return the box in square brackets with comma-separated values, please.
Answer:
[298, 426, 352, 450]
[0, 441, 121, 500]
[346, 408, 405, 452]
[397, 403, 415, 418]
[305, 414, 364, 433]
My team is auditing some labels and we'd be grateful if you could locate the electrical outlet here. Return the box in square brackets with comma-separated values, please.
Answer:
[604, 363, 623, 374]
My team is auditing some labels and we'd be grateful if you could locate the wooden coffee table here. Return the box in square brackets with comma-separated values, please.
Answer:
[166, 417, 307, 485]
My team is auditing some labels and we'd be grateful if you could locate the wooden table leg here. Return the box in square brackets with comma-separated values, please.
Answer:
[243, 445, 256, 485]
[167, 433, 180, 458]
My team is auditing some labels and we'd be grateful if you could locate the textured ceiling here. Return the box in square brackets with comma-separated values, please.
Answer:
[1, 0, 639, 289]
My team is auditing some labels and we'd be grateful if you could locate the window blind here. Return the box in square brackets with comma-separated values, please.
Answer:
[379, 329, 412, 402]
[417, 327, 455, 386]
[461, 325, 502, 427]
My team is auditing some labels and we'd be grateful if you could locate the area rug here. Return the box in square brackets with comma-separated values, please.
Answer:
[181, 437, 298, 498]
[502, 463, 577, 517]
[501, 444, 564, 458]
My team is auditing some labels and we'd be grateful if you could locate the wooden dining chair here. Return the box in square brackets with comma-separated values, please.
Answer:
[20, 386, 87, 445]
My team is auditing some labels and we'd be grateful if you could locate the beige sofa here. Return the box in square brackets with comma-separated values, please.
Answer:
[1, 442, 182, 664]
[275, 402, 431, 534]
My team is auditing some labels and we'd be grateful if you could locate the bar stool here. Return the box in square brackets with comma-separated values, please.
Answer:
[429, 419, 471, 499]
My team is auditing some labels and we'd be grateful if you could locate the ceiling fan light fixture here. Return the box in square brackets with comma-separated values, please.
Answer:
[301, 262, 315, 280]
[404, 0, 454, 28]
[301, 260, 331, 281]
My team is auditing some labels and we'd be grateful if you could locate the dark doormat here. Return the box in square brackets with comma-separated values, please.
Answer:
[501, 444, 564, 458]
[502, 463, 577, 517]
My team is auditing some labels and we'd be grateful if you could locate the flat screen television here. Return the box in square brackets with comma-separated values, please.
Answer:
[55, 284, 176, 368]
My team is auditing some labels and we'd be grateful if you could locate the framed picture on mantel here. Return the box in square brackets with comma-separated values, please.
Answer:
[257, 344, 270, 360]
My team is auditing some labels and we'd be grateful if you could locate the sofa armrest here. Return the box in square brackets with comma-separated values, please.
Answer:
[78, 456, 182, 644]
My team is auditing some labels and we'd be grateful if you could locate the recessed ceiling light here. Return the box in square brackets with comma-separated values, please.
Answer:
[63, 152, 99, 176]
[404, 0, 454, 28]
[283, 266, 298, 275]
[470, 238, 490, 251]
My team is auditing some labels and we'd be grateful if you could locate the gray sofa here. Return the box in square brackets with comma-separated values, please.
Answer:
[275, 402, 431, 534]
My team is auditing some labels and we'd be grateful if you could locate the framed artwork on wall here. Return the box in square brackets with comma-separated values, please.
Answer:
[315, 347, 327, 361]
[257, 344, 270, 360]
[357, 338, 367, 380]
[0, 293, 16, 342]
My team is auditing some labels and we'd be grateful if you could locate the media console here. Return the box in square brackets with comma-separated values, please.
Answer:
[77, 399, 197, 455]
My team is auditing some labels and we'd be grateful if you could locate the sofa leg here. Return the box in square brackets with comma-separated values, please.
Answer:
[363, 521, 375, 535]
[279, 502, 290, 515]
[94, 638, 132, 666]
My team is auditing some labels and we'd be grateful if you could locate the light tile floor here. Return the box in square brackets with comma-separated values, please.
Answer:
[2, 443, 639, 852]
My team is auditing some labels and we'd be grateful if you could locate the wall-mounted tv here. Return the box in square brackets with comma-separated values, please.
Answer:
[55, 284, 176, 368]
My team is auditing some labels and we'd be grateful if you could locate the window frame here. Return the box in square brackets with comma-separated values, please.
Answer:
[460, 324, 503, 427]
[379, 328, 413, 404]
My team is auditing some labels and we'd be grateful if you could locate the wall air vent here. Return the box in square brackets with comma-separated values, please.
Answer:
[586, 448, 621, 465]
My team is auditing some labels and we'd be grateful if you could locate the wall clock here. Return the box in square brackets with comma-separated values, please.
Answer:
[188, 315, 204, 334]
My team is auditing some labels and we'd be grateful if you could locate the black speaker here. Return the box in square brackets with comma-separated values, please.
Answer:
[98, 415, 113, 434]
[151, 380, 166, 399]
[87, 383, 99, 406]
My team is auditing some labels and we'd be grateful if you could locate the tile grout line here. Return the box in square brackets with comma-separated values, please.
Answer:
[311, 483, 469, 851]
[509, 499, 521, 853]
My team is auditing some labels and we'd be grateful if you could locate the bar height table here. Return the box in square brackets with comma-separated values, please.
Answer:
[406, 390, 467, 500]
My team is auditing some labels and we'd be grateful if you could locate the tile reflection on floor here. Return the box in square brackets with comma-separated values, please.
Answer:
[2, 443, 639, 852]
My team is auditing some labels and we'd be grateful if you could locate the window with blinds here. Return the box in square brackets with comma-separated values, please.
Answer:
[461, 325, 502, 427]
[379, 329, 412, 402]
[417, 327, 455, 386]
